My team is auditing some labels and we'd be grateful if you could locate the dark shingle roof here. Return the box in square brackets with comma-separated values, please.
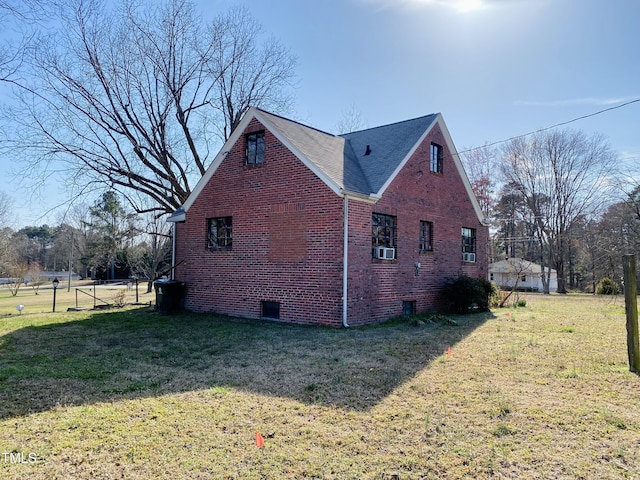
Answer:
[179, 107, 485, 224]
[340, 114, 438, 193]
[257, 109, 437, 197]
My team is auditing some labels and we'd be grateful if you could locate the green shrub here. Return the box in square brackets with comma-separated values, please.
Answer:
[595, 277, 619, 295]
[516, 298, 527, 307]
[440, 275, 494, 314]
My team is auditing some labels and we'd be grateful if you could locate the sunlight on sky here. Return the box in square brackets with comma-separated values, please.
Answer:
[360, 0, 487, 13]
[454, 0, 484, 13]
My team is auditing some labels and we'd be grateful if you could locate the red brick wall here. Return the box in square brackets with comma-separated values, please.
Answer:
[174, 118, 488, 326]
[345, 123, 489, 325]
[174, 118, 345, 326]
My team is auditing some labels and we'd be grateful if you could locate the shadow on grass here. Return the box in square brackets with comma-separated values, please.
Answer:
[0, 308, 492, 418]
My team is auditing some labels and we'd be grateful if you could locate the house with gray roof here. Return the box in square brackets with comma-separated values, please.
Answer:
[169, 108, 488, 326]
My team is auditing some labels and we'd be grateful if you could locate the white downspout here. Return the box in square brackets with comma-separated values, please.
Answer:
[342, 194, 350, 328]
[171, 223, 177, 280]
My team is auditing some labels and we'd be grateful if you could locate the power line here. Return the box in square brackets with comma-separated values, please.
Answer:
[458, 97, 640, 155]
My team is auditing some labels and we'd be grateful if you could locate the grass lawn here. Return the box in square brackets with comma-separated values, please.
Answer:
[0, 281, 155, 316]
[0, 293, 639, 479]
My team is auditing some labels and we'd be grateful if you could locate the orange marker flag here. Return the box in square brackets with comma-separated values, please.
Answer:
[446, 347, 451, 355]
[255, 432, 265, 449]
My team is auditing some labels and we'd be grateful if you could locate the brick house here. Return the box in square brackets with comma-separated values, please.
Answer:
[168, 108, 488, 327]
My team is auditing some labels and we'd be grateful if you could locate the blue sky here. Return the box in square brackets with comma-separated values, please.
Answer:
[217, 0, 638, 153]
[2, 0, 639, 226]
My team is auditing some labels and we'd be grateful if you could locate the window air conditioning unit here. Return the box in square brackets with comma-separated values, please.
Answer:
[462, 252, 476, 263]
[375, 247, 395, 260]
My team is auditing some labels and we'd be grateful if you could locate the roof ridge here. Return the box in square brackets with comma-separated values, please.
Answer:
[339, 113, 439, 137]
[255, 107, 337, 137]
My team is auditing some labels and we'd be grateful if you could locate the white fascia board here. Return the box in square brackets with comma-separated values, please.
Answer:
[167, 210, 186, 223]
[253, 110, 343, 197]
[182, 107, 260, 213]
[436, 114, 487, 225]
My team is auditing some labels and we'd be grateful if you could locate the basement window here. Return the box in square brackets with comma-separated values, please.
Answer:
[262, 300, 280, 319]
[402, 300, 416, 317]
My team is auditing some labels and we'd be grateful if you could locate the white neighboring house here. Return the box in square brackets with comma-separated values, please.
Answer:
[489, 259, 558, 293]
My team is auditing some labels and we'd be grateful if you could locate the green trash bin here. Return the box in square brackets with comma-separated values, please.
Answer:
[154, 280, 185, 314]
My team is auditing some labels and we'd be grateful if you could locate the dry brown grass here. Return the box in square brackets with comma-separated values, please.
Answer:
[1, 293, 639, 479]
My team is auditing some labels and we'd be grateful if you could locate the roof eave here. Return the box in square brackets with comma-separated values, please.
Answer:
[167, 209, 186, 223]
[340, 189, 381, 204]
[436, 114, 487, 225]
[253, 110, 344, 197]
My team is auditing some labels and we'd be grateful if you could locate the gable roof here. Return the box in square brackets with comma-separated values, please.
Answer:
[340, 114, 438, 193]
[489, 259, 557, 275]
[179, 107, 486, 223]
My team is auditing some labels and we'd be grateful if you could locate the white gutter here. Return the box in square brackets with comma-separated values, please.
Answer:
[342, 194, 350, 328]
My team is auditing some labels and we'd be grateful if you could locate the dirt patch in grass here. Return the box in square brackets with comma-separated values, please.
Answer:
[1, 294, 639, 479]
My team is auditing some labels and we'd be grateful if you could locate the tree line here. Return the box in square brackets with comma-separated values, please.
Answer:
[462, 128, 637, 294]
[0, 191, 170, 295]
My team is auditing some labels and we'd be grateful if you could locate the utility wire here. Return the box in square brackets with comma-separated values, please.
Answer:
[458, 97, 640, 155]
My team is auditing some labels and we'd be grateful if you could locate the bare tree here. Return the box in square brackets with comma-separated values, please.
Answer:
[6, 260, 28, 296]
[129, 211, 171, 292]
[496, 258, 532, 308]
[27, 261, 44, 294]
[501, 129, 617, 293]
[210, 7, 296, 141]
[0, 191, 12, 228]
[3, 0, 296, 216]
[335, 105, 366, 134]
[0, 0, 50, 82]
[0, 226, 15, 278]
[460, 143, 499, 221]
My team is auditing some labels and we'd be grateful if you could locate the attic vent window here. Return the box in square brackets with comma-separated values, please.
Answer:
[430, 142, 443, 174]
[246, 131, 265, 165]
[364, 145, 372, 156]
